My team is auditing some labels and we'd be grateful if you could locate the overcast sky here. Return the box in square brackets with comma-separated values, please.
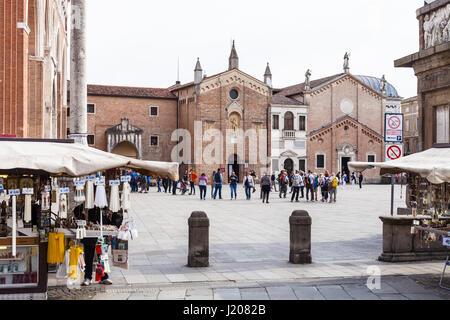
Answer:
[84, 0, 424, 98]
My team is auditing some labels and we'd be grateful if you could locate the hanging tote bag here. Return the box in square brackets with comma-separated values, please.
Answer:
[112, 249, 129, 270]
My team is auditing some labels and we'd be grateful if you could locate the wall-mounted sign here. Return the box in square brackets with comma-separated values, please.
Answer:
[385, 113, 403, 142]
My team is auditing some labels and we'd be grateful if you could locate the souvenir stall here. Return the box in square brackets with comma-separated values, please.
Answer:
[348, 144, 450, 288]
[0, 138, 178, 298]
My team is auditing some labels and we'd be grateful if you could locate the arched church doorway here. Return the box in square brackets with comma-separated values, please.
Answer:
[112, 141, 138, 159]
[284, 158, 294, 175]
[228, 154, 240, 183]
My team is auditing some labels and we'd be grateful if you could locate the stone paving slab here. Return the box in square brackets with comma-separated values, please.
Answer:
[316, 285, 354, 300]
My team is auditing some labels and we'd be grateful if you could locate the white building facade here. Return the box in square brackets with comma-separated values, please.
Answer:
[270, 97, 308, 174]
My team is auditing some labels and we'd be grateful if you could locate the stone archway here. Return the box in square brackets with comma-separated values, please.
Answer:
[112, 141, 138, 158]
[106, 118, 143, 159]
[284, 158, 294, 174]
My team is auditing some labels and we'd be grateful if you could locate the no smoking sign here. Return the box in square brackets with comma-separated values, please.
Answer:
[385, 144, 403, 161]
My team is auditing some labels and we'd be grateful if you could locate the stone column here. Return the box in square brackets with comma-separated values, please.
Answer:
[289, 210, 312, 264]
[69, 0, 88, 145]
[188, 211, 209, 267]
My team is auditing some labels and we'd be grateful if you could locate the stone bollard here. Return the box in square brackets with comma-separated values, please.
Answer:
[289, 210, 312, 264]
[188, 211, 210, 267]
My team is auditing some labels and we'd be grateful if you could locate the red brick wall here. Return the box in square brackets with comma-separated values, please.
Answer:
[70, 95, 178, 162]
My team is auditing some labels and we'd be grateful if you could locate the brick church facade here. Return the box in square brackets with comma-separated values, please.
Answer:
[0, 0, 69, 139]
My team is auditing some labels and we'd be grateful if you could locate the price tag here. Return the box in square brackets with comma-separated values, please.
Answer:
[0, 185, 3, 191]
[76, 220, 87, 227]
[443, 237, 450, 247]
[109, 180, 120, 186]
[74, 181, 86, 187]
[22, 188, 34, 195]
[87, 175, 96, 181]
[44, 185, 51, 192]
[59, 187, 70, 194]
[120, 176, 131, 182]
[95, 180, 105, 186]
[8, 189, 20, 196]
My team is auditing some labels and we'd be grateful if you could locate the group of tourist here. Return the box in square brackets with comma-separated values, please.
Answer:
[128, 170, 151, 193]
[157, 168, 365, 204]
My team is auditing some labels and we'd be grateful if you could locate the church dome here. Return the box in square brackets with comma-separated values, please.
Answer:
[354, 75, 400, 98]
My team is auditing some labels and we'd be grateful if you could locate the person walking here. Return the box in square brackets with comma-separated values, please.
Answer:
[168, 177, 172, 193]
[157, 177, 162, 192]
[358, 172, 364, 189]
[305, 170, 315, 201]
[162, 178, 168, 193]
[336, 172, 341, 186]
[271, 172, 277, 192]
[172, 179, 177, 195]
[278, 170, 288, 198]
[213, 169, 223, 200]
[313, 173, 319, 201]
[289, 172, 294, 194]
[329, 173, 338, 203]
[229, 171, 238, 200]
[211, 171, 216, 198]
[320, 173, 329, 202]
[244, 172, 254, 200]
[290, 170, 301, 202]
[299, 172, 305, 199]
[261, 172, 271, 204]
[198, 173, 208, 200]
[130, 171, 138, 192]
[188, 169, 198, 195]
[351, 172, 356, 186]
[342, 172, 347, 187]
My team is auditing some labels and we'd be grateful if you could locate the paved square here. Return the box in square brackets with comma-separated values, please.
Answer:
[48, 183, 450, 300]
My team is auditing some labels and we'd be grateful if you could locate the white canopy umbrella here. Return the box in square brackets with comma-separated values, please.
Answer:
[348, 146, 450, 184]
[0, 140, 179, 180]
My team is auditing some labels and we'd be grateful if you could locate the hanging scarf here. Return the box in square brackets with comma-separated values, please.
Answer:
[121, 182, 131, 210]
[59, 193, 68, 219]
[24, 194, 32, 223]
[85, 180, 94, 209]
[109, 184, 120, 213]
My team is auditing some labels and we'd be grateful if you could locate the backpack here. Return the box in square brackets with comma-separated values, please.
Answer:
[293, 175, 300, 187]
[332, 177, 338, 188]
[305, 175, 312, 186]
[326, 178, 333, 190]
[214, 172, 222, 183]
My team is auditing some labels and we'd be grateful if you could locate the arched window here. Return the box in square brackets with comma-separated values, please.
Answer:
[284, 112, 294, 130]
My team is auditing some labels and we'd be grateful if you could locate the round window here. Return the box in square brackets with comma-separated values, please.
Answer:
[229, 89, 239, 100]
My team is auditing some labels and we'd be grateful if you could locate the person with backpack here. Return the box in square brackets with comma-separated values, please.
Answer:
[271, 172, 277, 192]
[278, 170, 288, 198]
[313, 173, 319, 201]
[244, 172, 255, 200]
[305, 170, 315, 201]
[261, 172, 271, 204]
[291, 170, 301, 202]
[329, 173, 338, 203]
[213, 169, 223, 199]
[229, 171, 238, 200]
